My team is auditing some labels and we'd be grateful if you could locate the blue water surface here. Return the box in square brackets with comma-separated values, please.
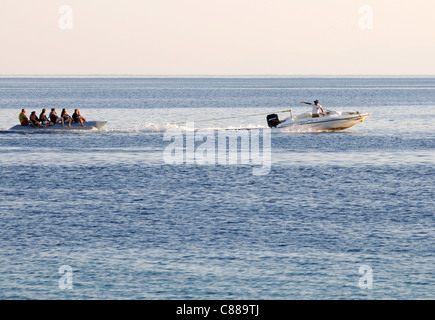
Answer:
[0, 77, 434, 299]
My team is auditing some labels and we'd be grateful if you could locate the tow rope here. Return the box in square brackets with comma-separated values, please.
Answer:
[167, 109, 293, 125]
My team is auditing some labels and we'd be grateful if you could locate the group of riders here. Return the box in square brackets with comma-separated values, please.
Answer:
[18, 108, 87, 128]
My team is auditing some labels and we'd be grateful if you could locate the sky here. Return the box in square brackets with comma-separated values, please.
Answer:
[0, 0, 434, 75]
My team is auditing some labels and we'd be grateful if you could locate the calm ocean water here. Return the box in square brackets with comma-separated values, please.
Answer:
[0, 77, 434, 299]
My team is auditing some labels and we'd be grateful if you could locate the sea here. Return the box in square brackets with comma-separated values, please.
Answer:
[0, 76, 433, 300]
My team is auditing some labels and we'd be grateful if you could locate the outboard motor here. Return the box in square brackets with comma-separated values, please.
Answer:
[267, 114, 281, 128]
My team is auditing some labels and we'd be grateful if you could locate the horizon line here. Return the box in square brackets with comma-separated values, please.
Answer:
[1, 74, 435, 78]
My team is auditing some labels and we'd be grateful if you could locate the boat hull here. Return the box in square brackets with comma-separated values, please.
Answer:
[8, 121, 107, 132]
[276, 113, 370, 131]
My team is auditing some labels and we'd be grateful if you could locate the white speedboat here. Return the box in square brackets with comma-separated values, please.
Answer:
[9, 121, 107, 132]
[266, 110, 369, 131]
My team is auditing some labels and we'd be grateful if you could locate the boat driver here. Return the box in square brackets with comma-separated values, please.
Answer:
[300, 100, 326, 117]
[311, 100, 326, 117]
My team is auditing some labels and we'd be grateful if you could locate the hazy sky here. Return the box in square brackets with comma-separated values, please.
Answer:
[0, 0, 434, 75]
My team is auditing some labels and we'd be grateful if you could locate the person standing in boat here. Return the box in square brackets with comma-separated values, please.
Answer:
[18, 109, 29, 126]
[301, 100, 326, 117]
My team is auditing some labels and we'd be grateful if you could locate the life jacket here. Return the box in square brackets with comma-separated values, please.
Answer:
[18, 112, 28, 125]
